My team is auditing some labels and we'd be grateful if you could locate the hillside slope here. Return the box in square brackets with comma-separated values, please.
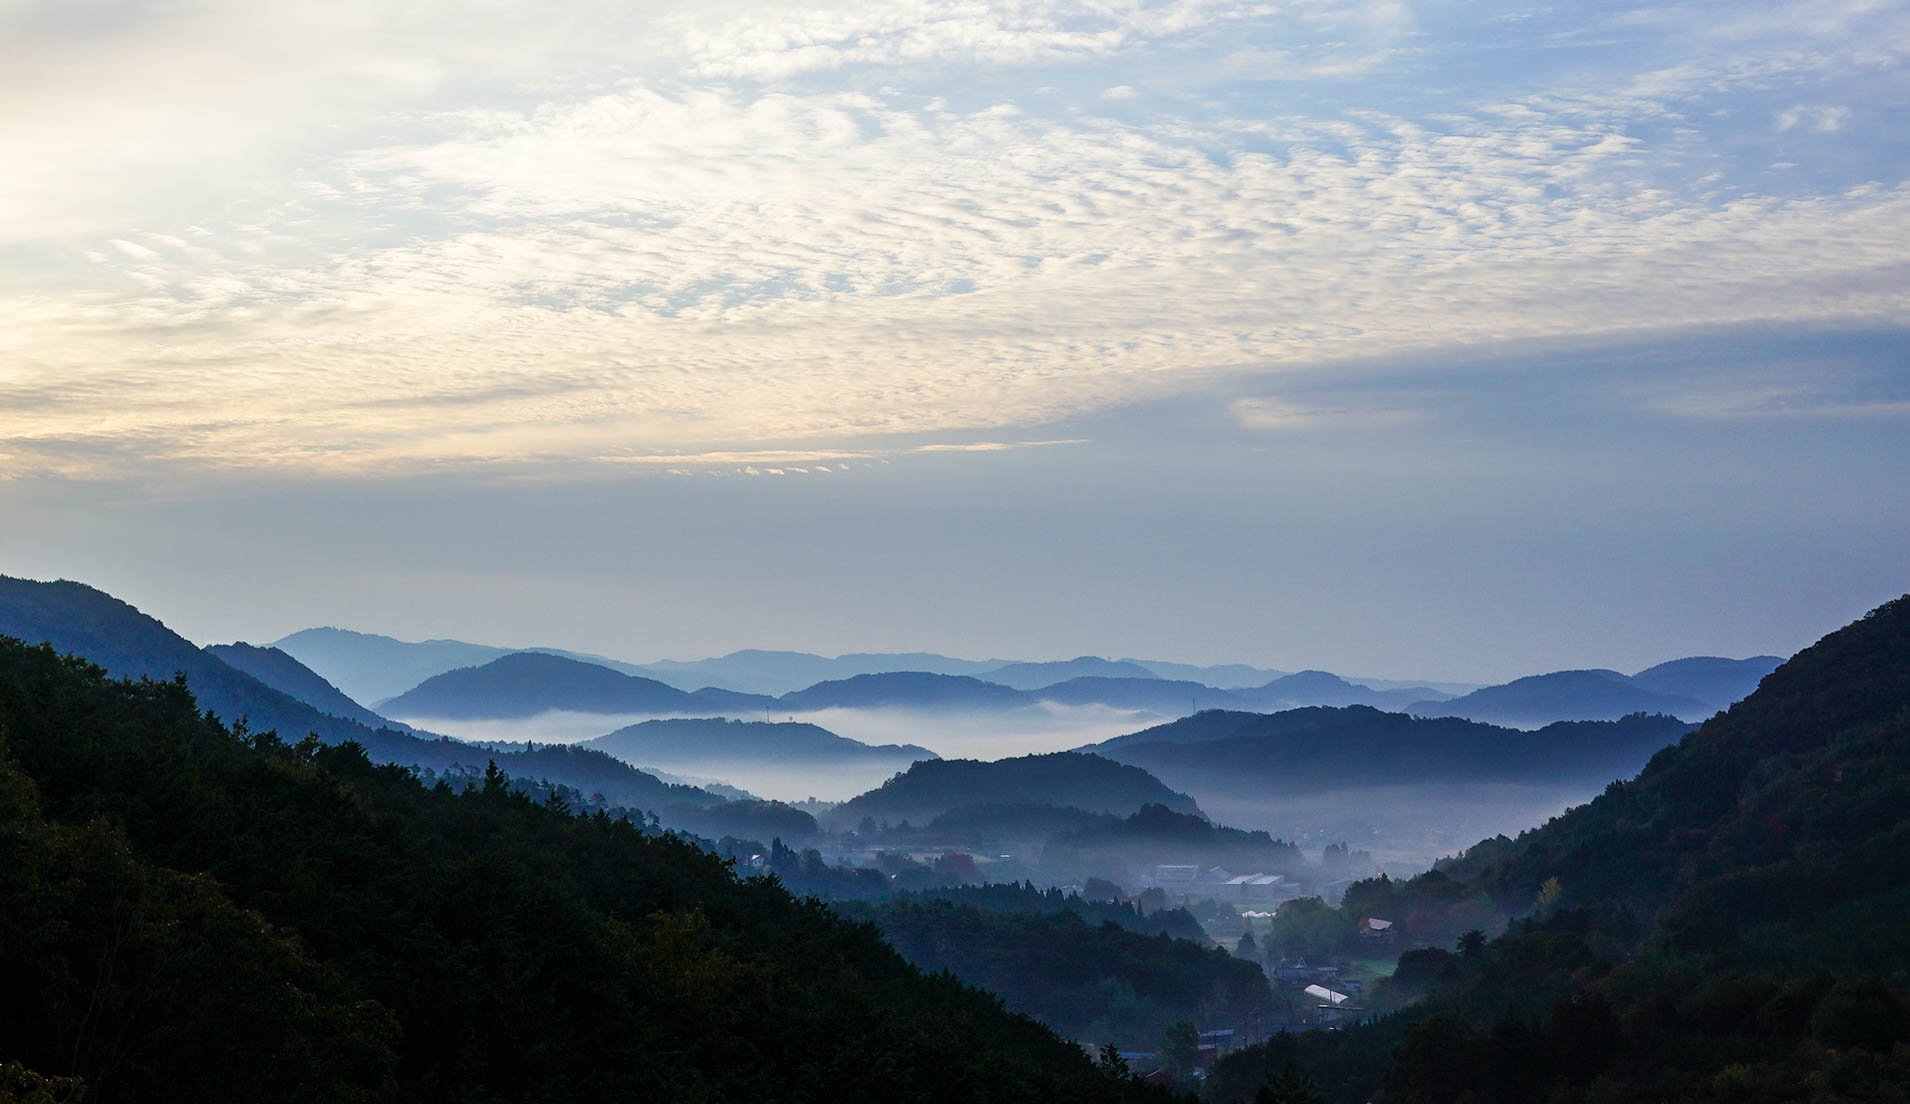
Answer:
[0, 578, 719, 814]
[582, 717, 936, 766]
[206, 641, 398, 730]
[0, 634, 1145, 1103]
[827, 752, 1202, 828]
[1209, 595, 1910, 1104]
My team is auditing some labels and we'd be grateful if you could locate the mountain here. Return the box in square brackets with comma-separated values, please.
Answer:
[779, 671, 1032, 712]
[274, 627, 675, 702]
[1030, 676, 1242, 713]
[378, 652, 774, 719]
[1207, 595, 1910, 1104]
[1411, 667, 1708, 726]
[272, 627, 518, 704]
[983, 656, 1163, 690]
[0, 577, 720, 814]
[1090, 706, 1693, 792]
[826, 751, 1203, 828]
[1040, 803, 1308, 880]
[582, 717, 936, 767]
[1627, 653, 1782, 712]
[638, 649, 1006, 695]
[205, 641, 398, 730]
[1242, 669, 1449, 711]
[0, 631, 1140, 1103]
[1125, 658, 1288, 688]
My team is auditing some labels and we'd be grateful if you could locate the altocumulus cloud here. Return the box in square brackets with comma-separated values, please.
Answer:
[0, 0, 1906, 478]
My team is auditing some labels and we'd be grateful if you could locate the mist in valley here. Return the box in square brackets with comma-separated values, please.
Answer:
[793, 702, 1164, 762]
[1195, 783, 1611, 873]
[392, 703, 1174, 804]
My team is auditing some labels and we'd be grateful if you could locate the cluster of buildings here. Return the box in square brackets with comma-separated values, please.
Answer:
[1140, 864, 1308, 904]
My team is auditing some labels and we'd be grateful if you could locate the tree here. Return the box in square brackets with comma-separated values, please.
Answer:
[1158, 1019, 1199, 1082]
[932, 851, 978, 881]
[1095, 1043, 1131, 1081]
[1384, 1011, 1485, 1104]
[1457, 929, 1486, 959]
[1237, 930, 1260, 960]
[1255, 1063, 1324, 1104]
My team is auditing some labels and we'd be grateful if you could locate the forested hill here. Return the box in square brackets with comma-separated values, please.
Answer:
[0, 635, 1157, 1103]
[826, 752, 1203, 828]
[833, 895, 1273, 1049]
[1208, 595, 1910, 1103]
[0, 577, 720, 814]
[582, 716, 936, 765]
[1088, 706, 1692, 790]
[1439, 591, 1910, 918]
[378, 651, 774, 718]
[206, 641, 398, 730]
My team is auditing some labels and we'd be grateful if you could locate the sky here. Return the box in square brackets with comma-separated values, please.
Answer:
[1, 0, 1906, 682]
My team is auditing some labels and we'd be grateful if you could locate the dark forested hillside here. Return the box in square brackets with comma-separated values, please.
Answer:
[0, 578, 723, 815]
[1041, 803, 1307, 880]
[1207, 595, 1910, 1104]
[0, 636, 1158, 1103]
[826, 752, 1203, 828]
[832, 896, 1273, 1049]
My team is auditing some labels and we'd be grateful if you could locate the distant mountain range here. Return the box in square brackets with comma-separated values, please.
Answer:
[273, 626, 668, 706]
[206, 641, 405, 732]
[638, 649, 1011, 695]
[1087, 705, 1694, 793]
[1245, 669, 1446, 711]
[274, 624, 1780, 733]
[377, 652, 775, 719]
[981, 656, 1161, 689]
[1411, 656, 1781, 726]
[276, 628, 1299, 699]
[778, 671, 1031, 712]
[0, 577, 724, 815]
[824, 751, 1202, 829]
[581, 717, 935, 769]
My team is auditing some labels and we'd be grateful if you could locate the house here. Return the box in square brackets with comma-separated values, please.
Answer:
[1198, 1028, 1236, 1056]
[1358, 917, 1395, 939]
[1222, 873, 1290, 902]
[1152, 864, 1199, 883]
[1304, 984, 1351, 1007]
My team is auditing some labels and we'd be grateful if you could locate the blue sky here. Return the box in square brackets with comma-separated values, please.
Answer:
[0, 0, 1905, 680]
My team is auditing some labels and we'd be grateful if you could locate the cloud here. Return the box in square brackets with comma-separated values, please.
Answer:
[1776, 105, 1851, 133]
[1643, 382, 1910, 421]
[1231, 397, 1425, 431]
[0, 0, 1906, 478]
[670, 0, 1273, 80]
